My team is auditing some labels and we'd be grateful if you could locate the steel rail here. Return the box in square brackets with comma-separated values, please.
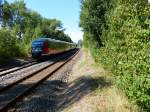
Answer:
[0, 61, 38, 77]
[0, 49, 79, 112]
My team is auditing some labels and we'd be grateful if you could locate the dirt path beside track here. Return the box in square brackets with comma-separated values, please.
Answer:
[62, 49, 139, 112]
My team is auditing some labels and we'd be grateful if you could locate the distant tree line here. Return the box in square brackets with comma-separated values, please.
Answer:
[80, 0, 150, 111]
[0, 0, 72, 60]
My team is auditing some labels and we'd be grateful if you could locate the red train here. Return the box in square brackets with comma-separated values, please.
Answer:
[31, 37, 76, 58]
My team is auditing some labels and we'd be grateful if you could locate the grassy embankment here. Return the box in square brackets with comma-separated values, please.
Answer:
[62, 49, 140, 112]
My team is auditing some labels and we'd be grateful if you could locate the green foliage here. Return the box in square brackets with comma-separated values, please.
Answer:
[0, 0, 72, 60]
[80, 0, 150, 111]
[0, 29, 19, 58]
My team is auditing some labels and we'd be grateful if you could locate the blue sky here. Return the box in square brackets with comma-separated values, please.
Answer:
[7, 0, 83, 43]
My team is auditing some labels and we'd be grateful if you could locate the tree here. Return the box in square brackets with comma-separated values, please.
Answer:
[0, 0, 73, 59]
[80, 0, 110, 47]
[80, 0, 150, 110]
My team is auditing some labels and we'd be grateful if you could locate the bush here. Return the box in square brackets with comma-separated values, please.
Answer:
[0, 29, 19, 59]
[80, 0, 150, 111]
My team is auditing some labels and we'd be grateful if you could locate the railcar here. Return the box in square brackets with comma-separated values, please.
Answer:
[31, 37, 76, 58]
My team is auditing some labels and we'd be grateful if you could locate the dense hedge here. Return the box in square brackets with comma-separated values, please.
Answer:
[80, 0, 150, 111]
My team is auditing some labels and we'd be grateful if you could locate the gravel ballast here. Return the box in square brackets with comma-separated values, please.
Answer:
[0, 61, 53, 87]
[8, 50, 82, 112]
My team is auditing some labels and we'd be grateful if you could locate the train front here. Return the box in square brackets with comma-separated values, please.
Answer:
[31, 38, 49, 58]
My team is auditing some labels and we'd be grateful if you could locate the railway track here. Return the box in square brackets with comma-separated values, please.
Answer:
[0, 49, 79, 112]
[0, 49, 76, 78]
[0, 58, 37, 72]
[0, 61, 38, 77]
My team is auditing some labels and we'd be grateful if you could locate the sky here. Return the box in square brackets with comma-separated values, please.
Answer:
[7, 0, 83, 43]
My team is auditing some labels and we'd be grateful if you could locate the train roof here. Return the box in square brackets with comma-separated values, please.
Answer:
[32, 36, 75, 45]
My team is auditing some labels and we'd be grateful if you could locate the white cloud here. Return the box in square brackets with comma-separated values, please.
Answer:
[65, 31, 83, 43]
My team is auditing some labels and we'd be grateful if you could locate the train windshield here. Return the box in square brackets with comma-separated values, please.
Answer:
[32, 41, 43, 47]
[32, 41, 44, 52]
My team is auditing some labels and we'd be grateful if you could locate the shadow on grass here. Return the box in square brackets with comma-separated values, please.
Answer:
[55, 76, 111, 112]
[0, 76, 111, 112]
